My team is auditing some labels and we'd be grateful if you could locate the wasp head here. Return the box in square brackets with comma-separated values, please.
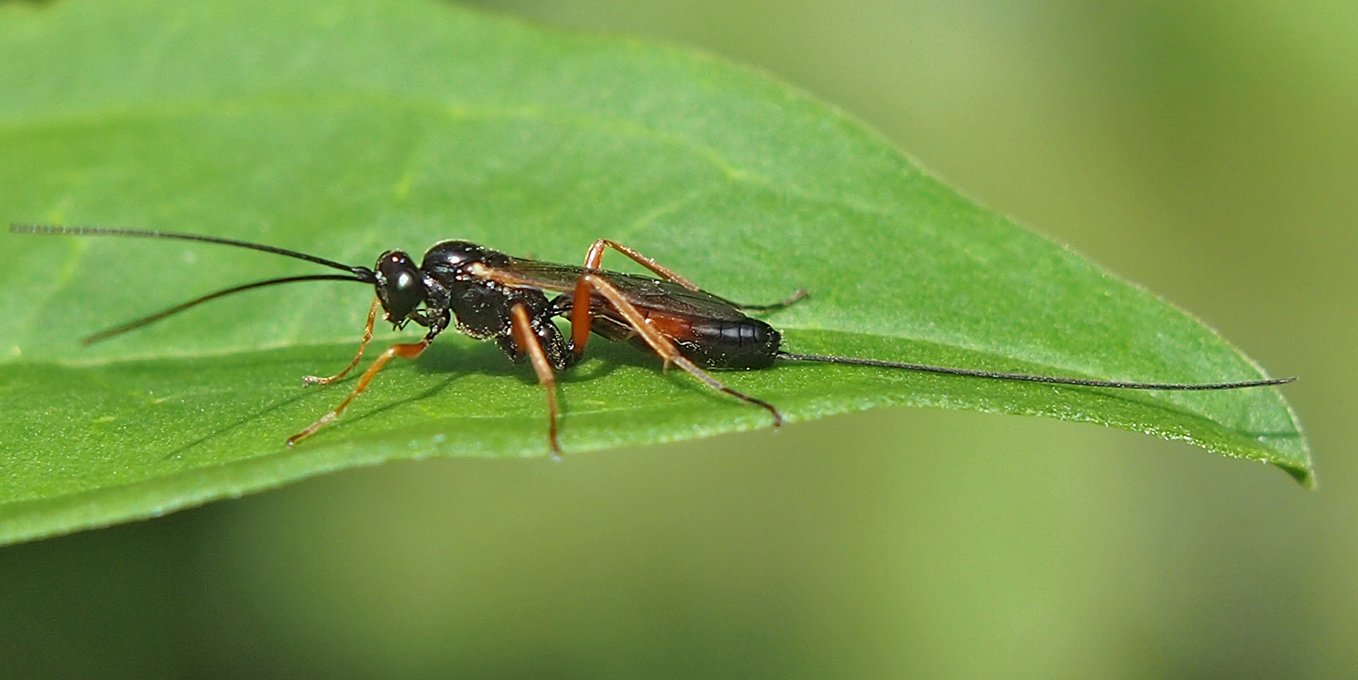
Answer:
[373, 250, 426, 325]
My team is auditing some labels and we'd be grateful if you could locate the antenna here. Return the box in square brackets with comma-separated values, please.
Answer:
[11, 223, 379, 342]
[10, 224, 374, 279]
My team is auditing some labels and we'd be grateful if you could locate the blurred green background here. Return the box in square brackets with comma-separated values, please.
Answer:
[1, 1, 1351, 677]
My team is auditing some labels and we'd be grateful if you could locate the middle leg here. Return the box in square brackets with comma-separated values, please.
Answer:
[508, 302, 563, 454]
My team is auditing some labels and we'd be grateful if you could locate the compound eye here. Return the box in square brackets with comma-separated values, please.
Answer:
[374, 251, 424, 321]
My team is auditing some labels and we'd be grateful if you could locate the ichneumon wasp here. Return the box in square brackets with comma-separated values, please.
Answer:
[10, 224, 1294, 453]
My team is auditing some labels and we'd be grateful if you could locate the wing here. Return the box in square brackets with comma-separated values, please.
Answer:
[498, 257, 752, 321]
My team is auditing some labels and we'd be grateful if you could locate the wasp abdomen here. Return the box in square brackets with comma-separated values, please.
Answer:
[671, 317, 781, 370]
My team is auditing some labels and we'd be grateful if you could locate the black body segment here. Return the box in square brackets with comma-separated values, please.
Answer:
[674, 317, 781, 369]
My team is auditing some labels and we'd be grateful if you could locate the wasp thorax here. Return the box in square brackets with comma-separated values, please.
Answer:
[421, 240, 510, 275]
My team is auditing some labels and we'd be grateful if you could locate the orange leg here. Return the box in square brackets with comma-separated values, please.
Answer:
[473, 262, 784, 426]
[303, 297, 380, 386]
[509, 303, 562, 454]
[475, 262, 784, 427]
[287, 338, 430, 446]
[570, 240, 805, 358]
[570, 240, 700, 360]
[578, 240, 807, 310]
[580, 273, 782, 425]
[581, 239, 701, 289]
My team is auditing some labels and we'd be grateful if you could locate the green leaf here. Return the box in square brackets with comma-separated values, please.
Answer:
[0, 0, 1310, 546]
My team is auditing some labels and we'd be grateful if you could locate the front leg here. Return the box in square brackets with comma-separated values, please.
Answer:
[287, 324, 445, 446]
[303, 297, 380, 386]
